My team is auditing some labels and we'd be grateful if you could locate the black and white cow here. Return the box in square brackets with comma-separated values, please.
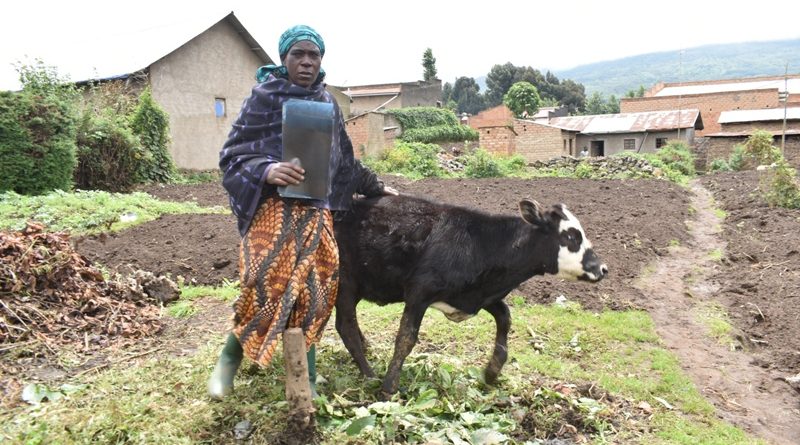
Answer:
[334, 194, 607, 396]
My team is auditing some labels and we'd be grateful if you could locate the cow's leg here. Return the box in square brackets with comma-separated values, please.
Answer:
[335, 293, 375, 378]
[483, 300, 511, 384]
[382, 303, 426, 397]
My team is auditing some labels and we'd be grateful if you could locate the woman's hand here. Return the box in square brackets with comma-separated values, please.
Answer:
[266, 161, 305, 186]
[382, 186, 399, 196]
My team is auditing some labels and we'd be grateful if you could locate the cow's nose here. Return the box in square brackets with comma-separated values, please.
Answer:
[600, 264, 608, 277]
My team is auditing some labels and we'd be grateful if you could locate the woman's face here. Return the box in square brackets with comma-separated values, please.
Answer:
[283, 40, 322, 88]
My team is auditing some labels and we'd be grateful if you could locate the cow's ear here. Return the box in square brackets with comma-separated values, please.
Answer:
[519, 199, 548, 227]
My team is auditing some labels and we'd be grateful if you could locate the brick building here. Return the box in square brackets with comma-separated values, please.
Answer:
[621, 75, 800, 136]
[470, 105, 701, 163]
[339, 80, 443, 117]
[704, 107, 800, 167]
[344, 112, 400, 159]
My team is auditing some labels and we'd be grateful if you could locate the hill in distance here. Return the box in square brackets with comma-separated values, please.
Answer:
[555, 39, 800, 96]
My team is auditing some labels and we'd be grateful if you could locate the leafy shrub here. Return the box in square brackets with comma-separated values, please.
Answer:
[760, 159, 800, 209]
[709, 159, 731, 172]
[363, 141, 444, 179]
[75, 113, 143, 192]
[574, 161, 595, 178]
[655, 141, 695, 176]
[0, 62, 79, 195]
[463, 148, 503, 178]
[497, 154, 527, 176]
[130, 88, 175, 183]
[388, 107, 478, 143]
[730, 130, 782, 170]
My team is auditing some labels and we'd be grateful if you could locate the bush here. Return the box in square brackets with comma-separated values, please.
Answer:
[655, 141, 695, 176]
[75, 113, 143, 192]
[709, 159, 731, 172]
[464, 148, 502, 178]
[760, 159, 800, 208]
[388, 107, 478, 143]
[130, 88, 175, 183]
[0, 63, 79, 195]
[730, 130, 782, 170]
[363, 141, 444, 179]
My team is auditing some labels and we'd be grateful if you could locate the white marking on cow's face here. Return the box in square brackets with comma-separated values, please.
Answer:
[430, 302, 475, 322]
[556, 206, 606, 281]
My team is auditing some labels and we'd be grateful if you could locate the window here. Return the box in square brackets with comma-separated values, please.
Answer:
[214, 98, 226, 118]
[624, 138, 635, 150]
[656, 137, 668, 148]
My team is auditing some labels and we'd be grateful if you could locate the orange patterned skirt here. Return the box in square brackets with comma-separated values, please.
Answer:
[232, 196, 339, 367]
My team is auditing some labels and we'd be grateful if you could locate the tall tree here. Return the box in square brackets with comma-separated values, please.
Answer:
[485, 63, 517, 107]
[556, 79, 586, 114]
[584, 91, 607, 115]
[451, 76, 485, 115]
[422, 48, 437, 81]
[503, 82, 541, 118]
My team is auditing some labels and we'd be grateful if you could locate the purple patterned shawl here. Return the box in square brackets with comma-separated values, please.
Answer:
[220, 74, 365, 236]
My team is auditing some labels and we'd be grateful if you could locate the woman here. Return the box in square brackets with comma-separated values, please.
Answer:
[210, 25, 396, 399]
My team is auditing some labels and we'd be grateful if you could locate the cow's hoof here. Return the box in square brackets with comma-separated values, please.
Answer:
[484, 368, 501, 385]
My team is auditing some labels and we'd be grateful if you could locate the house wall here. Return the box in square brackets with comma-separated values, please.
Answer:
[720, 120, 800, 133]
[478, 126, 516, 156]
[399, 80, 442, 108]
[620, 89, 778, 136]
[149, 19, 264, 170]
[350, 95, 400, 115]
[705, 135, 800, 168]
[469, 105, 514, 129]
[512, 121, 565, 162]
[344, 112, 397, 159]
[575, 129, 695, 156]
[327, 86, 351, 118]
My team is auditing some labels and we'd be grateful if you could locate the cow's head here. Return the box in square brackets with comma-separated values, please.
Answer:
[519, 199, 607, 282]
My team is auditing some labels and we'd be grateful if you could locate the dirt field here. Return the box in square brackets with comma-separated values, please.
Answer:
[74, 172, 800, 444]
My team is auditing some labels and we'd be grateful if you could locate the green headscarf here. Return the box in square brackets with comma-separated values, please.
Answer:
[256, 25, 326, 84]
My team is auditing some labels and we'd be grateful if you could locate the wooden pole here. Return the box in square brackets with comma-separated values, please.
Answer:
[283, 328, 315, 429]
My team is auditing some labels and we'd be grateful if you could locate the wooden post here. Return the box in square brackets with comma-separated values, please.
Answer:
[283, 328, 315, 430]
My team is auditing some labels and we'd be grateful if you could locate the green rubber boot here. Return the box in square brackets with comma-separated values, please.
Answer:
[307, 344, 318, 399]
[208, 333, 243, 399]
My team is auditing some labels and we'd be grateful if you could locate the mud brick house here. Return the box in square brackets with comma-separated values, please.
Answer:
[344, 111, 401, 159]
[704, 107, 800, 166]
[77, 12, 273, 170]
[469, 105, 702, 163]
[620, 74, 800, 137]
[340, 80, 443, 117]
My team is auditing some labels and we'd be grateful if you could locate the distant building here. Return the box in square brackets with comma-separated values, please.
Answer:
[704, 107, 800, 167]
[340, 79, 443, 117]
[469, 105, 702, 163]
[77, 12, 274, 170]
[620, 74, 800, 136]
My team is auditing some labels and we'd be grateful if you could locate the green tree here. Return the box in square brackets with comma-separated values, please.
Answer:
[422, 48, 438, 81]
[0, 61, 78, 194]
[607, 94, 620, 113]
[451, 76, 485, 115]
[442, 81, 453, 104]
[503, 82, 541, 118]
[584, 91, 607, 115]
[129, 87, 176, 183]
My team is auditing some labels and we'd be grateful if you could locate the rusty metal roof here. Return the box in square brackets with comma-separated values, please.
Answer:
[706, 129, 800, 137]
[548, 109, 701, 134]
[718, 107, 800, 123]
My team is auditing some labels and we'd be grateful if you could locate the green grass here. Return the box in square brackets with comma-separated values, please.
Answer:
[708, 249, 724, 262]
[166, 281, 240, 318]
[694, 302, 735, 347]
[0, 190, 225, 235]
[2, 300, 759, 444]
[713, 208, 728, 220]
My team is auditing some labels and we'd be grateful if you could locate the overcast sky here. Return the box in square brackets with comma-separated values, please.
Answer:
[2, 0, 799, 91]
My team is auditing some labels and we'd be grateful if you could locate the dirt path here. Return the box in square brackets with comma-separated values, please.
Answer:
[634, 180, 800, 445]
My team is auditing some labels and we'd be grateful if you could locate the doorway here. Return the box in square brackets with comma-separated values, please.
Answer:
[591, 140, 605, 157]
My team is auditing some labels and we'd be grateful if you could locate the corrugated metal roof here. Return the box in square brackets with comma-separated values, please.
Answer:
[706, 129, 800, 137]
[344, 86, 401, 97]
[718, 107, 800, 123]
[656, 78, 800, 97]
[548, 109, 701, 134]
